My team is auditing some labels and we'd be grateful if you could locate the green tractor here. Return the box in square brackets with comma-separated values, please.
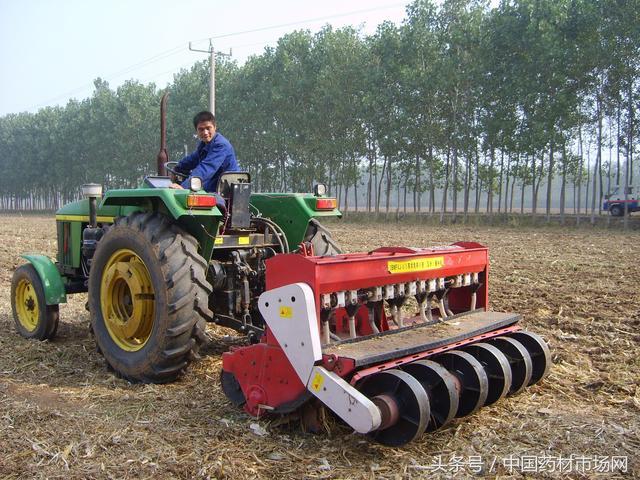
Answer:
[11, 97, 342, 383]
[11, 97, 551, 447]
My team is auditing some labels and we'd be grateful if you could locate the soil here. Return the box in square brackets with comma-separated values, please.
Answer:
[0, 215, 638, 479]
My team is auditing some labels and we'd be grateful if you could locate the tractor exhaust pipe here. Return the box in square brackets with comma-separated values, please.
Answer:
[156, 92, 169, 176]
[81, 183, 103, 228]
[81, 183, 104, 268]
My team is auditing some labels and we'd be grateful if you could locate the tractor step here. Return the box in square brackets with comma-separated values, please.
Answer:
[323, 310, 520, 368]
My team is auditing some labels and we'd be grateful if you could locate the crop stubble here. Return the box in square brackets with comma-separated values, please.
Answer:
[0, 215, 638, 479]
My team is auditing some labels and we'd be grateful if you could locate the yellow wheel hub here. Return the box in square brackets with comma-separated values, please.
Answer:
[15, 278, 40, 332]
[100, 249, 156, 351]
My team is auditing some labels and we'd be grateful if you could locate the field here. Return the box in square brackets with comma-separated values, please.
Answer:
[1, 215, 638, 479]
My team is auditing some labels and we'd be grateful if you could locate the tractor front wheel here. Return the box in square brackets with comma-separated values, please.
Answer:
[88, 212, 212, 383]
[11, 264, 59, 340]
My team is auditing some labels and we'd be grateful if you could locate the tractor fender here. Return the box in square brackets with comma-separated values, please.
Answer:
[20, 254, 67, 305]
[249, 193, 342, 248]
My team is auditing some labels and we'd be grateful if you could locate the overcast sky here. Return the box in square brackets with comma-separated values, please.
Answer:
[0, 0, 409, 116]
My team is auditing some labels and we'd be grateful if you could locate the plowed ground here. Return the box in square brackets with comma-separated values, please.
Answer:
[0, 215, 638, 479]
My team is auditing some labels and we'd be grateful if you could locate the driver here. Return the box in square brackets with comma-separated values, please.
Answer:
[170, 111, 240, 195]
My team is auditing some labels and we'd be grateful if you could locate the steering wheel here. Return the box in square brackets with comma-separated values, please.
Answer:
[164, 161, 188, 182]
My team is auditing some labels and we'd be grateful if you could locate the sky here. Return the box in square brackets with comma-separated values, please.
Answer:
[0, 0, 409, 116]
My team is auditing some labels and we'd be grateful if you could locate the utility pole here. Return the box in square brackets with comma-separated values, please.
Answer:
[189, 40, 231, 115]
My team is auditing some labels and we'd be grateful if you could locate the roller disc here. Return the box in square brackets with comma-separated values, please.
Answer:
[436, 350, 489, 417]
[359, 369, 430, 446]
[402, 360, 459, 431]
[509, 331, 551, 385]
[220, 370, 246, 407]
[464, 343, 512, 406]
[488, 336, 532, 395]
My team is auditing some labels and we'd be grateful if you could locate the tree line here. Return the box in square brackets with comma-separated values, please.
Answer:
[0, 0, 638, 225]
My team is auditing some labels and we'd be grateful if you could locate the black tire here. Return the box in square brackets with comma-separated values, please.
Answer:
[609, 204, 623, 217]
[11, 264, 59, 340]
[303, 219, 342, 256]
[88, 212, 212, 383]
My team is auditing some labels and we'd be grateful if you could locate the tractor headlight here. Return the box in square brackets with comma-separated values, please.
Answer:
[313, 183, 327, 197]
[190, 177, 203, 192]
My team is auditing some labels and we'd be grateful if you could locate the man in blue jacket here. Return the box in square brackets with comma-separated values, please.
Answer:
[171, 111, 240, 194]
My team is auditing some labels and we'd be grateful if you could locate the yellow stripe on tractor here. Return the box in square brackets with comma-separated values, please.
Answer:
[55, 215, 115, 223]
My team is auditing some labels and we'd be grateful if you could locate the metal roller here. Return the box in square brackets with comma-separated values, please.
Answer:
[436, 350, 489, 417]
[402, 359, 459, 432]
[220, 371, 246, 407]
[488, 336, 533, 395]
[358, 369, 430, 446]
[463, 342, 512, 406]
[509, 331, 551, 385]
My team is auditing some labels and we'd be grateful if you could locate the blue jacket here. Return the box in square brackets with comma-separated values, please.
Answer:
[177, 132, 240, 192]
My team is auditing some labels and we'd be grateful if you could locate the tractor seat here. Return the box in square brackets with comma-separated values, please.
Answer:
[217, 172, 251, 198]
[216, 172, 252, 231]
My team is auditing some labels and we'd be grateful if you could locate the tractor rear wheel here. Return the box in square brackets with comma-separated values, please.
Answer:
[88, 212, 212, 383]
[11, 264, 59, 340]
[303, 219, 342, 256]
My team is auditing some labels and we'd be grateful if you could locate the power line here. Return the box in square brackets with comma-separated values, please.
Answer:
[191, 3, 406, 44]
[18, 2, 406, 113]
[22, 43, 187, 112]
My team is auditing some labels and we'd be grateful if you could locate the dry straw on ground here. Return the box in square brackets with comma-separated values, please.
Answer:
[0, 215, 638, 479]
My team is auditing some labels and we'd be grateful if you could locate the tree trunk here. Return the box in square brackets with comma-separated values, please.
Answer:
[367, 141, 373, 213]
[497, 149, 504, 213]
[585, 149, 591, 217]
[440, 147, 451, 223]
[560, 143, 567, 225]
[376, 156, 387, 217]
[591, 93, 602, 225]
[531, 155, 538, 215]
[577, 122, 584, 223]
[474, 144, 480, 213]
[452, 147, 458, 220]
[616, 106, 621, 186]
[352, 155, 359, 213]
[510, 155, 519, 213]
[343, 183, 349, 214]
[520, 155, 527, 214]
[546, 141, 554, 222]
[624, 75, 634, 230]
[428, 146, 435, 214]
[403, 174, 408, 215]
[463, 149, 471, 222]
[414, 154, 421, 214]
[385, 159, 392, 219]
[487, 147, 495, 213]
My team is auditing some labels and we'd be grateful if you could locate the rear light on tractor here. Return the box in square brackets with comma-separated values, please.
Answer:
[187, 194, 216, 208]
[315, 198, 337, 210]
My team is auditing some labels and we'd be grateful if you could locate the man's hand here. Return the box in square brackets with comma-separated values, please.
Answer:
[169, 183, 184, 189]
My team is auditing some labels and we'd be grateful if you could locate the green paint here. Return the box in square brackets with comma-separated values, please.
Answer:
[250, 193, 341, 247]
[21, 254, 67, 305]
[51, 188, 333, 279]
[56, 199, 121, 269]
[56, 198, 121, 218]
[101, 188, 222, 220]
[101, 188, 222, 261]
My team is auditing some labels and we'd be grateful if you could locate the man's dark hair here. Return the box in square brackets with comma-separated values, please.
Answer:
[193, 111, 216, 129]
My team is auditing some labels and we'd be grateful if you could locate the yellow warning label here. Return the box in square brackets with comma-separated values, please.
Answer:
[388, 256, 445, 274]
[311, 372, 324, 392]
[214, 237, 223, 245]
[279, 306, 293, 318]
[239, 236, 250, 245]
